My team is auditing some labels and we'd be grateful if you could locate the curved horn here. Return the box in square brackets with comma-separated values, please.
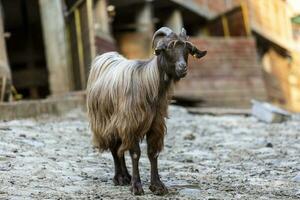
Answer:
[151, 27, 174, 48]
[179, 27, 188, 40]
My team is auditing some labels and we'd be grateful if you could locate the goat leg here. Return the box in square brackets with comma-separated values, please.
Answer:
[120, 153, 131, 183]
[148, 149, 168, 195]
[129, 141, 144, 195]
[110, 141, 131, 186]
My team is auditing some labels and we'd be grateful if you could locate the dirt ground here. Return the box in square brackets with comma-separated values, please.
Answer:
[0, 106, 300, 200]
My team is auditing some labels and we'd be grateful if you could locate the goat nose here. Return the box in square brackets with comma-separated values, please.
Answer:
[178, 63, 187, 71]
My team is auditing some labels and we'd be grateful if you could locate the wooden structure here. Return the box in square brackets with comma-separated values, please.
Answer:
[0, 0, 115, 100]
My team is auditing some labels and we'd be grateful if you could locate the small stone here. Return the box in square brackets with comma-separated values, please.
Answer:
[184, 158, 194, 163]
[19, 134, 26, 138]
[99, 176, 108, 182]
[49, 157, 57, 161]
[266, 142, 273, 148]
[0, 127, 11, 131]
[184, 133, 196, 140]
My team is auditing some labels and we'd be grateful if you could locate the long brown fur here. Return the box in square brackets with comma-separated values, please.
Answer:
[86, 52, 173, 156]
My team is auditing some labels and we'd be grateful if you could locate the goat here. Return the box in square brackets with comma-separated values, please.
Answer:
[86, 27, 207, 195]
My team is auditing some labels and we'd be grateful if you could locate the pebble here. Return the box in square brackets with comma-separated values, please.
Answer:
[184, 133, 196, 140]
[266, 142, 273, 148]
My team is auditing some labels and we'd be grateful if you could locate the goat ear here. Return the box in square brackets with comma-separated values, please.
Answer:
[186, 42, 207, 59]
[192, 49, 207, 59]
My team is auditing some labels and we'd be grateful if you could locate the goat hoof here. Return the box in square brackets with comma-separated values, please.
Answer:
[113, 174, 131, 186]
[130, 182, 144, 195]
[149, 181, 168, 196]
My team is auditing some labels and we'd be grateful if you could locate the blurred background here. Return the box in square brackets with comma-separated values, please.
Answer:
[0, 0, 300, 111]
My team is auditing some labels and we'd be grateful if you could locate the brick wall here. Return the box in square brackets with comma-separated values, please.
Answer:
[175, 37, 267, 107]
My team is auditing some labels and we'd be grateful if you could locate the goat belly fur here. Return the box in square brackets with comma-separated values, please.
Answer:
[87, 52, 169, 153]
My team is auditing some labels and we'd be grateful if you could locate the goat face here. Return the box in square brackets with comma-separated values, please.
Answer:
[153, 27, 207, 80]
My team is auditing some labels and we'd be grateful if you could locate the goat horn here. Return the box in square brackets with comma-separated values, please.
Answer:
[152, 27, 174, 48]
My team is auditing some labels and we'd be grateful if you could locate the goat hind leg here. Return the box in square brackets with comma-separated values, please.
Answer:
[129, 141, 144, 195]
[110, 141, 131, 186]
[119, 152, 131, 184]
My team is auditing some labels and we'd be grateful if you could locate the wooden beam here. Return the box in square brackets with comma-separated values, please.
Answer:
[74, 8, 86, 89]
[221, 15, 230, 37]
[241, 0, 251, 37]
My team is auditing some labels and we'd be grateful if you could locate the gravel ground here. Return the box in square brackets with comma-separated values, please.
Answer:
[0, 106, 300, 200]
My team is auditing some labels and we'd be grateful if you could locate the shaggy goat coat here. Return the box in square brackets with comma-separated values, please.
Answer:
[87, 52, 173, 155]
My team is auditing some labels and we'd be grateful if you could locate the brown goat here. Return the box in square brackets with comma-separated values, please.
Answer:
[86, 27, 207, 195]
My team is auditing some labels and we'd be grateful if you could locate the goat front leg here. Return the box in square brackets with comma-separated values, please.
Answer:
[129, 141, 144, 195]
[110, 140, 131, 186]
[147, 128, 168, 195]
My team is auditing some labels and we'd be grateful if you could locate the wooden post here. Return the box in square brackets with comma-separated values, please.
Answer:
[94, 0, 112, 40]
[136, 2, 154, 56]
[74, 8, 86, 89]
[39, 0, 73, 95]
[0, 1, 11, 101]
[136, 2, 154, 34]
[165, 10, 184, 34]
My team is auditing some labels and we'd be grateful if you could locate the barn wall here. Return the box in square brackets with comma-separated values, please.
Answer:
[175, 37, 267, 107]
